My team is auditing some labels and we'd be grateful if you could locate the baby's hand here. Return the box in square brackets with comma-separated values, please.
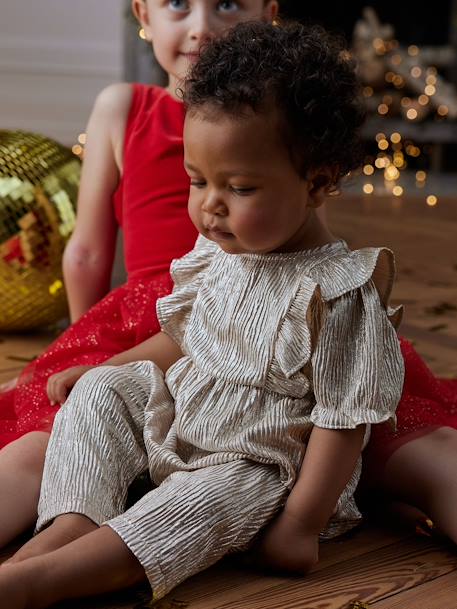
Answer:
[252, 511, 319, 574]
[46, 365, 95, 405]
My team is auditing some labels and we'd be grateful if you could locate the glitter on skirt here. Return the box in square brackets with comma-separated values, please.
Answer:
[0, 272, 173, 447]
[365, 337, 457, 468]
[0, 82, 199, 448]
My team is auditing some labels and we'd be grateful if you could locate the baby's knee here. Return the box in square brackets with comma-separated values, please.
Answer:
[76, 364, 118, 387]
[77, 361, 160, 399]
[69, 365, 132, 406]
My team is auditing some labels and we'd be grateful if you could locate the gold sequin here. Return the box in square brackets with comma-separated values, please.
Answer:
[0, 130, 80, 330]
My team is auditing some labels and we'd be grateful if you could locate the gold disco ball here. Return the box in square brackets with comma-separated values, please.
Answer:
[0, 130, 80, 331]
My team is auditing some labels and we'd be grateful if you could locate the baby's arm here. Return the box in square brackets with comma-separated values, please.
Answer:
[256, 425, 365, 573]
[47, 331, 182, 404]
[285, 425, 365, 531]
[63, 83, 133, 322]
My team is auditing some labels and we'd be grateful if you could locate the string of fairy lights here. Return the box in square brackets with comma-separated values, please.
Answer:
[73, 22, 454, 209]
[359, 36, 455, 207]
[361, 130, 438, 207]
[71, 133, 86, 159]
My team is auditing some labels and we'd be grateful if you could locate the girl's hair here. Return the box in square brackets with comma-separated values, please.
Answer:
[183, 21, 366, 181]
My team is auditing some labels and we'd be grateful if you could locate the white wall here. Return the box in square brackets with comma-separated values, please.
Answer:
[0, 0, 124, 146]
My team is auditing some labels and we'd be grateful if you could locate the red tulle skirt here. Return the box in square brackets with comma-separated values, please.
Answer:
[1, 292, 457, 460]
[0, 272, 173, 448]
[365, 337, 457, 468]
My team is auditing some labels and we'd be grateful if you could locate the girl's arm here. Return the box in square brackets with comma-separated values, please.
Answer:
[104, 331, 183, 373]
[63, 83, 133, 322]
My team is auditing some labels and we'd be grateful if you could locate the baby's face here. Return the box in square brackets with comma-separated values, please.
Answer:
[184, 106, 317, 255]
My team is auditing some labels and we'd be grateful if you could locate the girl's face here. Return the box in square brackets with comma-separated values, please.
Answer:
[184, 107, 326, 255]
[132, 1, 278, 98]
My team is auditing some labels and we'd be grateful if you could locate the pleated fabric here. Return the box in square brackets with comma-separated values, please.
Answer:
[37, 236, 404, 599]
[37, 362, 285, 599]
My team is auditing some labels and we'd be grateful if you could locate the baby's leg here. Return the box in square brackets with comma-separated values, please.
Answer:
[107, 460, 285, 600]
[379, 426, 457, 543]
[5, 513, 99, 566]
[0, 461, 284, 608]
[9, 362, 160, 563]
[0, 431, 49, 548]
[0, 525, 145, 609]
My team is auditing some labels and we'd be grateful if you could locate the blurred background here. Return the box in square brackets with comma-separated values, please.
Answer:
[0, 1, 456, 333]
[2, 1, 456, 179]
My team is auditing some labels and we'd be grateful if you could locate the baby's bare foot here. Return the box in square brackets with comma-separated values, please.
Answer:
[6, 514, 97, 565]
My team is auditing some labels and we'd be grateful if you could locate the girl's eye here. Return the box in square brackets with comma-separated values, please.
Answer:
[217, 1, 240, 13]
[168, 0, 189, 12]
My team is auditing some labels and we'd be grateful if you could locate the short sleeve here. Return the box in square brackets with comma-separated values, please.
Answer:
[156, 236, 217, 347]
[310, 279, 404, 430]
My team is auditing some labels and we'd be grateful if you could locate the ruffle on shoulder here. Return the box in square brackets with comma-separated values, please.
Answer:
[308, 246, 402, 328]
[269, 280, 323, 397]
[274, 280, 317, 378]
[271, 244, 403, 394]
[268, 242, 405, 428]
[157, 236, 218, 348]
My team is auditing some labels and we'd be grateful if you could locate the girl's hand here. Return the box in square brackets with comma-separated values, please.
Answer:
[47, 365, 96, 405]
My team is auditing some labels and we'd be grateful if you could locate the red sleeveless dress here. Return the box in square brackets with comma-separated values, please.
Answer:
[0, 84, 197, 448]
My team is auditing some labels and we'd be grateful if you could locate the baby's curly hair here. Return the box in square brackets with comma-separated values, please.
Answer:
[183, 21, 366, 181]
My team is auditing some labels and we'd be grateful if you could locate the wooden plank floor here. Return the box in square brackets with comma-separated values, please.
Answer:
[0, 191, 456, 608]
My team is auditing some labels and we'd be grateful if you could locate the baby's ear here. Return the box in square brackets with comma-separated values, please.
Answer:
[307, 168, 339, 208]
